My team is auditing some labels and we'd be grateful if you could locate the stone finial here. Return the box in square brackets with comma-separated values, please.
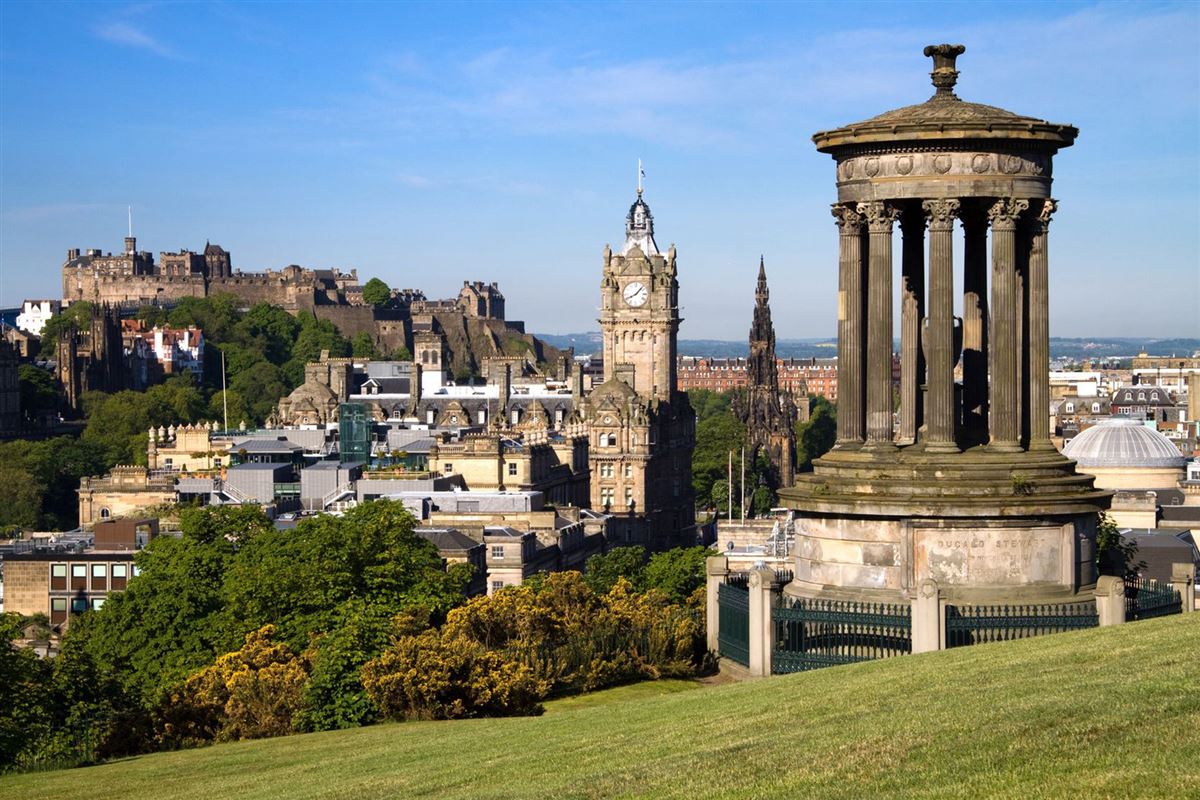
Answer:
[923, 43, 966, 97]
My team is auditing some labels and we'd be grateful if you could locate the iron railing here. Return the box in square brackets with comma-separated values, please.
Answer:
[772, 598, 911, 673]
[945, 602, 1097, 648]
[717, 581, 750, 667]
[1125, 577, 1182, 621]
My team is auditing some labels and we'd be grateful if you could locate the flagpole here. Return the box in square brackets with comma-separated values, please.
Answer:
[221, 349, 229, 432]
[740, 446, 746, 523]
[727, 450, 732, 521]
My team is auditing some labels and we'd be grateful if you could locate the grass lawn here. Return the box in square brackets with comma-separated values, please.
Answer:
[4, 614, 1198, 799]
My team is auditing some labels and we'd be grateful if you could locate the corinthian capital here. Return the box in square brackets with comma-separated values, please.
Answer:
[921, 198, 961, 230]
[831, 203, 864, 234]
[857, 201, 901, 233]
[1036, 198, 1058, 229]
[986, 198, 1030, 230]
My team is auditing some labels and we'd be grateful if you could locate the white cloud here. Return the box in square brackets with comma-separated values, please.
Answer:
[95, 21, 178, 59]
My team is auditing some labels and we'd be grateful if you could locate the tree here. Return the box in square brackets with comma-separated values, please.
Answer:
[642, 547, 710, 604]
[1095, 511, 1144, 578]
[361, 278, 391, 308]
[135, 305, 168, 328]
[38, 301, 95, 358]
[584, 546, 646, 594]
[0, 465, 45, 529]
[795, 396, 837, 470]
[350, 332, 381, 359]
[18, 365, 57, 421]
[165, 626, 309, 744]
[0, 613, 54, 770]
[691, 413, 746, 509]
[224, 501, 470, 649]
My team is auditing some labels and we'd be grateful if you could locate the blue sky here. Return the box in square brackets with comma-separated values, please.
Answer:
[1, 1, 1197, 340]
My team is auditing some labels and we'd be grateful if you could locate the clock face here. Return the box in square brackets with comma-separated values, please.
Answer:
[622, 281, 648, 308]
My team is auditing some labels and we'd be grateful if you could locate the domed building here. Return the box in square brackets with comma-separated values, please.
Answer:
[1064, 418, 1188, 528]
[1063, 418, 1187, 491]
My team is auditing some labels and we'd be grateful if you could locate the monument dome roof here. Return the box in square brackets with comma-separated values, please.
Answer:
[1063, 418, 1187, 470]
[813, 44, 1077, 154]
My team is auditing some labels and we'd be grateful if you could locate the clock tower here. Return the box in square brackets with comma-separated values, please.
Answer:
[587, 187, 695, 548]
[599, 189, 679, 402]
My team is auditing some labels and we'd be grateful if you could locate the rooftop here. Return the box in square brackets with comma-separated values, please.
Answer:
[1063, 418, 1187, 469]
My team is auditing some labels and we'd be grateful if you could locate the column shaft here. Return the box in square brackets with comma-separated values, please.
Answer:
[922, 199, 960, 452]
[988, 198, 1029, 452]
[860, 201, 901, 450]
[961, 206, 989, 443]
[1028, 199, 1056, 450]
[899, 208, 925, 445]
[833, 205, 866, 447]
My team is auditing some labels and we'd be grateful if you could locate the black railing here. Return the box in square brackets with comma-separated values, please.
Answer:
[772, 598, 911, 673]
[945, 602, 1097, 648]
[1125, 577, 1182, 621]
[717, 581, 750, 667]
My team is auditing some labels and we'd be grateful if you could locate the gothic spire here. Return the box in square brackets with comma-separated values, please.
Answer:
[756, 255, 768, 302]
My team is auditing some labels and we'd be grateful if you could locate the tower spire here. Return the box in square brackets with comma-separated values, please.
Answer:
[637, 158, 644, 195]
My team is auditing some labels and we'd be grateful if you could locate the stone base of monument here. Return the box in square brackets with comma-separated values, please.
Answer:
[777, 446, 1112, 604]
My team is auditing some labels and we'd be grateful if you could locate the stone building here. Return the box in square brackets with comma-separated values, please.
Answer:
[779, 45, 1110, 606]
[15, 299, 61, 336]
[77, 466, 177, 526]
[56, 303, 125, 411]
[586, 188, 696, 548]
[0, 339, 19, 436]
[457, 281, 505, 319]
[733, 259, 797, 487]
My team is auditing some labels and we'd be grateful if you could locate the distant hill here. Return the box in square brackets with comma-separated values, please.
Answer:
[537, 332, 1200, 362]
[8, 614, 1195, 799]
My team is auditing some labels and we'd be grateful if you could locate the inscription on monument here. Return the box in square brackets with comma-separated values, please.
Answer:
[914, 527, 1062, 586]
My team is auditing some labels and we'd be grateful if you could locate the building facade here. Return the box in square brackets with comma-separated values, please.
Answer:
[586, 189, 696, 547]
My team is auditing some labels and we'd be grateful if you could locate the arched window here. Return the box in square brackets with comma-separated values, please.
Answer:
[1138, 392, 1146, 401]
[99, 508, 111, 519]
[426, 408, 436, 425]
[1151, 392, 1159, 401]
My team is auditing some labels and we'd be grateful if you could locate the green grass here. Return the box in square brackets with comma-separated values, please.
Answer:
[5, 615, 1198, 799]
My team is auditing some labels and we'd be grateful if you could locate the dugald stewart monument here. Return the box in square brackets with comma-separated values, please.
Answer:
[780, 45, 1111, 606]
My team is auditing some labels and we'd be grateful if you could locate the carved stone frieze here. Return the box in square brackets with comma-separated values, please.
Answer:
[835, 150, 1049, 184]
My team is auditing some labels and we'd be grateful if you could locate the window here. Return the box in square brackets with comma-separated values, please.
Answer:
[426, 409, 436, 425]
[111, 563, 128, 590]
[214, 457, 222, 468]
[91, 598, 106, 611]
[51, 598, 68, 612]
[92, 564, 107, 578]
[491, 545, 505, 559]
[1151, 392, 1159, 401]
[443, 463, 453, 474]
[71, 598, 88, 613]
[624, 464, 633, 479]
[131, 564, 141, 577]
[99, 507, 111, 519]
[599, 463, 613, 478]
[1138, 392, 1146, 401]
[71, 563, 87, 590]
[51, 563, 67, 590]
[600, 487, 614, 508]
[1064, 403, 1074, 413]
[1092, 403, 1101, 413]
[625, 487, 634, 507]
[508, 462, 518, 476]
[491, 580, 505, 593]
[478, 409, 487, 425]
[164, 458, 173, 468]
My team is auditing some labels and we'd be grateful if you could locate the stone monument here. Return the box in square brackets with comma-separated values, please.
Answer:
[779, 45, 1111, 604]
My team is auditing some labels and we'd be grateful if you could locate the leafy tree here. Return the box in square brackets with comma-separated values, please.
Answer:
[135, 305, 168, 327]
[1095, 511, 1145, 578]
[38, 301, 95, 358]
[165, 626, 310, 744]
[795, 396, 837, 470]
[0, 613, 54, 771]
[224, 501, 470, 650]
[642, 547, 710, 604]
[295, 601, 394, 731]
[388, 345, 413, 361]
[0, 465, 45, 529]
[584, 546, 647, 594]
[350, 332, 381, 359]
[285, 315, 350, 386]
[18, 365, 57, 421]
[691, 413, 747, 510]
[361, 278, 391, 308]
[81, 378, 206, 465]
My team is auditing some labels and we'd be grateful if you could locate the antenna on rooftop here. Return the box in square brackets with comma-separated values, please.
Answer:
[128, 205, 133, 237]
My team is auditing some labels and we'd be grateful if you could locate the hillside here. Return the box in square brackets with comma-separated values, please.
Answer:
[5, 615, 1198, 799]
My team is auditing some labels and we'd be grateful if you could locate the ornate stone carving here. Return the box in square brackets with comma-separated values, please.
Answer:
[831, 203, 865, 233]
[924, 43, 966, 96]
[986, 198, 1029, 230]
[1035, 198, 1057, 229]
[835, 151, 1049, 184]
[922, 198, 961, 230]
[857, 201, 901, 232]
